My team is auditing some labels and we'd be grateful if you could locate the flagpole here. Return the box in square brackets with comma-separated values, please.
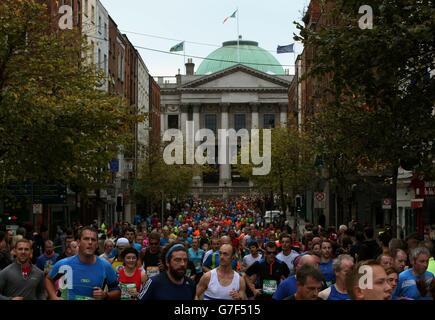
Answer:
[184, 42, 186, 65]
[293, 51, 296, 75]
[236, 7, 240, 63]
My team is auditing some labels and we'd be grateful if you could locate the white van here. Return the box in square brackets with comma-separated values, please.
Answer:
[264, 210, 283, 224]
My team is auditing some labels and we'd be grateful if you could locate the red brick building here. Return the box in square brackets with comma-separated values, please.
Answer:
[41, 0, 82, 30]
[108, 16, 126, 97]
[149, 76, 161, 146]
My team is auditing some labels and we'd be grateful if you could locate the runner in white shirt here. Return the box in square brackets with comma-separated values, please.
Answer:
[242, 241, 262, 272]
[276, 233, 299, 274]
[196, 244, 247, 300]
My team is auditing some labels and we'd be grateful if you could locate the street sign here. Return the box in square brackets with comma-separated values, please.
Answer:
[315, 192, 325, 202]
[411, 198, 424, 209]
[33, 203, 43, 214]
[110, 159, 119, 173]
[314, 192, 326, 209]
[8, 182, 67, 204]
[382, 198, 392, 210]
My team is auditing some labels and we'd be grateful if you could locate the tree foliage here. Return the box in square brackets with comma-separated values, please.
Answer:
[292, 0, 435, 227]
[237, 127, 316, 211]
[0, 0, 136, 191]
[134, 143, 198, 213]
[295, 0, 435, 177]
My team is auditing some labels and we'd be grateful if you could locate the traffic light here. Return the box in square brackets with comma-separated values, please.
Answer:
[116, 196, 123, 212]
[8, 215, 17, 221]
[295, 195, 302, 212]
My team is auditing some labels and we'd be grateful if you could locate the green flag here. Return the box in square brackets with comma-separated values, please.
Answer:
[170, 41, 184, 52]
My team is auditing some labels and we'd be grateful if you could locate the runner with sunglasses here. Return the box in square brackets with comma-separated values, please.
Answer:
[244, 241, 290, 300]
[141, 232, 164, 278]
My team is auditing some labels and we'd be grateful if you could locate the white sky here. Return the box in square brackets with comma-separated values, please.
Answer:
[100, 0, 310, 77]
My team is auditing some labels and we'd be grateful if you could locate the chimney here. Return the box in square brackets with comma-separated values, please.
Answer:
[185, 58, 195, 75]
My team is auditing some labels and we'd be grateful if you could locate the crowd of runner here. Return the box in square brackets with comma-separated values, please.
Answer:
[0, 197, 434, 300]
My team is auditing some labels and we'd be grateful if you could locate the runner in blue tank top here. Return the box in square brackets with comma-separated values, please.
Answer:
[318, 254, 354, 300]
[319, 240, 335, 286]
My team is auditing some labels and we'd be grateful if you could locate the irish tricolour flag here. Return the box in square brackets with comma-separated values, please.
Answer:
[223, 10, 237, 24]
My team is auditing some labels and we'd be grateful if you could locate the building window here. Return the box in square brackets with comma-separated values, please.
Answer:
[168, 115, 179, 129]
[104, 54, 107, 73]
[118, 51, 124, 81]
[205, 114, 217, 134]
[263, 114, 275, 128]
[90, 41, 95, 64]
[77, 1, 81, 26]
[98, 16, 102, 33]
[97, 48, 101, 68]
[91, 5, 95, 24]
[84, 0, 88, 16]
[234, 114, 246, 131]
[104, 23, 107, 39]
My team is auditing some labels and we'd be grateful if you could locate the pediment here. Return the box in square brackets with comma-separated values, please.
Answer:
[180, 64, 290, 90]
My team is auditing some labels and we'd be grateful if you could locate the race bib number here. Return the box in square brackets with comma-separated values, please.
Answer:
[75, 295, 94, 300]
[44, 260, 54, 274]
[120, 283, 136, 300]
[262, 280, 277, 295]
[194, 261, 202, 272]
[146, 266, 160, 278]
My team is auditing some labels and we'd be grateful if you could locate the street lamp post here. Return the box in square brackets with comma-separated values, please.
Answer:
[161, 191, 164, 224]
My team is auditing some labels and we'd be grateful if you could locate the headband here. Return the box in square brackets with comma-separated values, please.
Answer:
[165, 244, 185, 261]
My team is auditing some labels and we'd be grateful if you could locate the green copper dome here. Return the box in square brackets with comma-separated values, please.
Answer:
[196, 40, 285, 75]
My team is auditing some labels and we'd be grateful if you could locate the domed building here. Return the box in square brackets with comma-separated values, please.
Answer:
[158, 39, 293, 196]
[196, 40, 285, 75]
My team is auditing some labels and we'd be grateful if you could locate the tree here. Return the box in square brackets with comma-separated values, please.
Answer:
[0, 0, 136, 195]
[237, 127, 316, 214]
[134, 142, 198, 216]
[294, 0, 435, 228]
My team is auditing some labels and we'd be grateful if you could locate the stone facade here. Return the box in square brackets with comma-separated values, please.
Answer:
[159, 63, 292, 195]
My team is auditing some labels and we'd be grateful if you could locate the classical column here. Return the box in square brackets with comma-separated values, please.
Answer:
[219, 103, 231, 187]
[192, 104, 200, 134]
[180, 104, 189, 137]
[279, 103, 288, 128]
[160, 106, 165, 136]
[248, 102, 260, 190]
[250, 102, 259, 129]
[192, 104, 202, 187]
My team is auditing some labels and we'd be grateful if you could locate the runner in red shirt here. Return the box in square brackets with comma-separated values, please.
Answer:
[118, 248, 148, 300]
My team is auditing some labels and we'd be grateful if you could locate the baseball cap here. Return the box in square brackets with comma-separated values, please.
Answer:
[116, 238, 129, 246]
